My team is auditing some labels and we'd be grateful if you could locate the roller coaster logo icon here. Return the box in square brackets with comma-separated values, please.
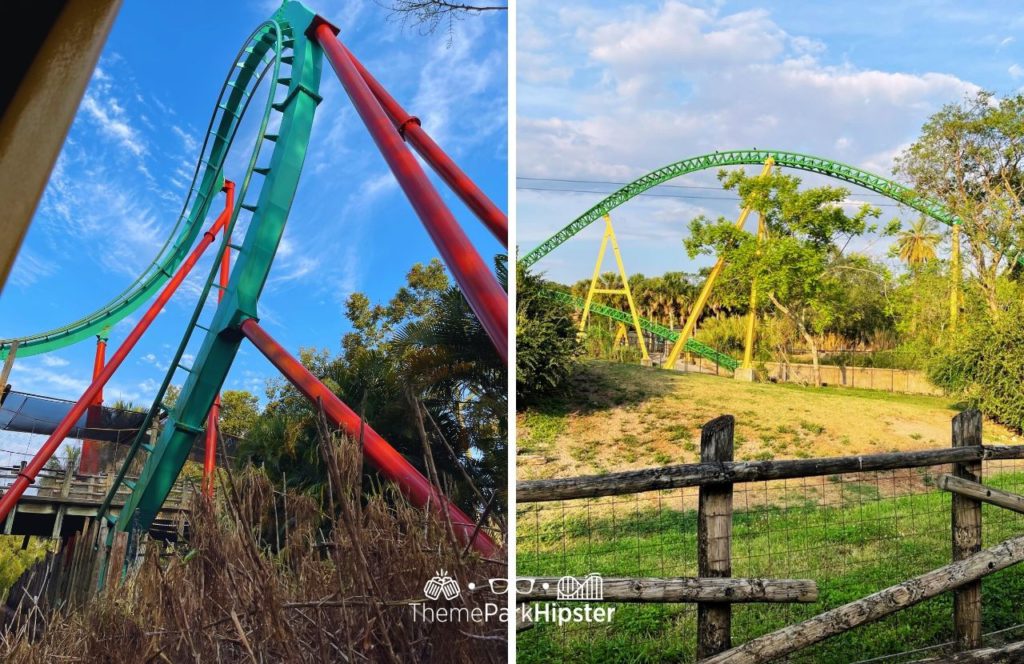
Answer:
[556, 573, 603, 601]
[423, 570, 461, 601]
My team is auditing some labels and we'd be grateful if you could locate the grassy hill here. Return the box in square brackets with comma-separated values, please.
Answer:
[518, 360, 1019, 481]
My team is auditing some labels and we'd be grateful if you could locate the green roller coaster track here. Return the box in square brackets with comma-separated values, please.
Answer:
[542, 289, 740, 371]
[521, 148, 961, 268]
[82, 1, 326, 563]
[0, 6, 316, 360]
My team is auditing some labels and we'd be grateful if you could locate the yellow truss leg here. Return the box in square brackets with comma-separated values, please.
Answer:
[579, 213, 649, 361]
[740, 215, 766, 371]
[663, 158, 775, 370]
[950, 224, 960, 330]
[614, 322, 628, 347]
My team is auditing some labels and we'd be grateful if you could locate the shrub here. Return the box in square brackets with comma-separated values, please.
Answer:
[929, 293, 1024, 432]
[516, 263, 581, 405]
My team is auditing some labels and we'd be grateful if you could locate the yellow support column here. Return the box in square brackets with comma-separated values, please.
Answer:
[737, 215, 765, 381]
[950, 224, 961, 330]
[614, 322, 629, 347]
[663, 158, 774, 370]
[579, 214, 649, 362]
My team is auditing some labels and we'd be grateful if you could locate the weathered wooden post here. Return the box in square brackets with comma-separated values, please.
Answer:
[698, 414, 735, 659]
[50, 462, 75, 540]
[952, 408, 983, 650]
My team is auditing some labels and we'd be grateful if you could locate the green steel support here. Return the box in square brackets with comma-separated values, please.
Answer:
[110, 1, 323, 541]
[521, 149, 964, 269]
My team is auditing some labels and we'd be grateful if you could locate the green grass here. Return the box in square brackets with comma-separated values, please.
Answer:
[517, 472, 1024, 663]
[519, 410, 568, 454]
[771, 379, 964, 411]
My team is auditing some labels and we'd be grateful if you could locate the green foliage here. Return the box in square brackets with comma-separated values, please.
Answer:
[888, 260, 953, 365]
[239, 257, 507, 518]
[516, 262, 581, 406]
[896, 91, 1024, 312]
[694, 315, 746, 355]
[218, 390, 260, 439]
[892, 217, 942, 265]
[684, 168, 893, 382]
[929, 284, 1024, 432]
[0, 536, 48, 601]
[44, 444, 80, 472]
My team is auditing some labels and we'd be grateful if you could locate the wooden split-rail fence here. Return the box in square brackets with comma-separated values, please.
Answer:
[517, 409, 1024, 663]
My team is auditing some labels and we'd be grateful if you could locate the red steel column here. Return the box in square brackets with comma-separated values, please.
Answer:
[203, 235, 231, 498]
[240, 318, 497, 557]
[339, 43, 506, 245]
[79, 334, 108, 474]
[313, 22, 507, 363]
[0, 181, 235, 522]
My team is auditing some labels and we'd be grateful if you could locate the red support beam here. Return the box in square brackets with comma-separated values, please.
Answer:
[203, 232, 231, 498]
[339, 43, 507, 246]
[240, 318, 498, 558]
[0, 181, 235, 523]
[313, 22, 508, 363]
[79, 334, 108, 475]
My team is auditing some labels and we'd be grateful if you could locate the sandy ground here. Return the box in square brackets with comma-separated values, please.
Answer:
[517, 361, 1021, 482]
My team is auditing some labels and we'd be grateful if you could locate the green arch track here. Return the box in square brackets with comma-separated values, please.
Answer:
[521, 148, 960, 268]
[0, 4, 319, 361]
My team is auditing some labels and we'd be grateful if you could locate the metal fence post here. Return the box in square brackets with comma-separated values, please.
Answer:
[698, 415, 735, 658]
[952, 408, 983, 650]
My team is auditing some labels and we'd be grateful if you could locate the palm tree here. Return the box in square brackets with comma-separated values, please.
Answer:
[895, 217, 941, 266]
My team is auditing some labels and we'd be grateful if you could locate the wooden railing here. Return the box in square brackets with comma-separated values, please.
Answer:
[0, 464, 190, 507]
[518, 409, 1024, 662]
[0, 463, 193, 539]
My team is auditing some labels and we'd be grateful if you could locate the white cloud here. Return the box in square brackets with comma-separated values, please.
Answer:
[41, 356, 69, 368]
[517, 0, 982, 282]
[10, 363, 90, 400]
[171, 125, 199, 154]
[81, 94, 146, 157]
[7, 250, 58, 288]
[1010, 64, 1024, 79]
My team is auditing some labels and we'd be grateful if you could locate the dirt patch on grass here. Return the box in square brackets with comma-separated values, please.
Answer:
[517, 361, 1021, 482]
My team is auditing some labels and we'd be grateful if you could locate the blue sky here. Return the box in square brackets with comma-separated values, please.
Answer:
[0, 0, 507, 451]
[517, 0, 1023, 283]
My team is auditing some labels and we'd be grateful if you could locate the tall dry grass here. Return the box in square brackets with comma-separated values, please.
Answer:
[1, 429, 507, 663]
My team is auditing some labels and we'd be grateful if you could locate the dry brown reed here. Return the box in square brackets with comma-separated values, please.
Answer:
[0, 428, 507, 663]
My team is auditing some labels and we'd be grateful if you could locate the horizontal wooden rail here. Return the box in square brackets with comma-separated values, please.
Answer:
[912, 638, 1024, 662]
[518, 444, 1024, 502]
[517, 577, 818, 604]
[701, 532, 1024, 664]
[939, 474, 1024, 515]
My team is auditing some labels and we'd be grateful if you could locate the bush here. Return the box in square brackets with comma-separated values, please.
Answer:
[516, 263, 581, 406]
[929, 294, 1024, 432]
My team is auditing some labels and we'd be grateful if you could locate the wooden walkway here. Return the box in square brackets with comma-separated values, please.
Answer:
[0, 464, 191, 541]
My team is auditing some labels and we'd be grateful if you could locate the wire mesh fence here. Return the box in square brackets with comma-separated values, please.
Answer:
[517, 458, 1024, 663]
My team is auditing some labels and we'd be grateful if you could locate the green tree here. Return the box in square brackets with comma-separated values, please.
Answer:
[896, 91, 1024, 313]
[929, 283, 1024, 432]
[239, 258, 506, 520]
[893, 217, 942, 266]
[218, 390, 260, 439]
[685, 168, 885, 385]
